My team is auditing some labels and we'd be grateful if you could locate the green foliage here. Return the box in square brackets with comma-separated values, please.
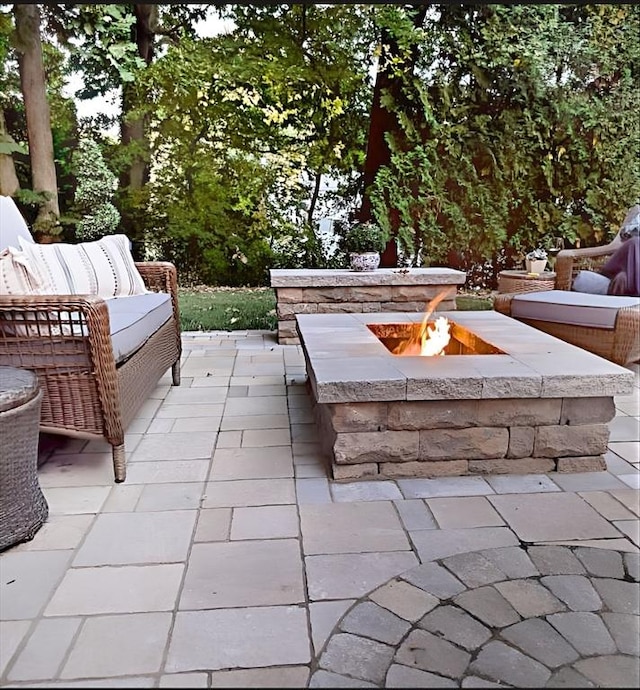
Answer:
[71, 138, 120, 241]
[336, 220, 389, 253]
[136, 4, 374, 282]
[270, 223, 329, 270]
[4, 2, 639, 290]
[367, 3, 640, 282]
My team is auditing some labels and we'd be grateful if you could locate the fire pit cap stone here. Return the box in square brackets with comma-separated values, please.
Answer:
[270, 268, 466, 288]
[296, 311, 635, 404]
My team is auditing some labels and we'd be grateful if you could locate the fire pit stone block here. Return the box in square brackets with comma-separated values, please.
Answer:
[296, 311, 635, 480]
[270, 268, 467, 344]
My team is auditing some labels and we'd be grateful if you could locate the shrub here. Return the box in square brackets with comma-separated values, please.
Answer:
[71, 138, 120, 241]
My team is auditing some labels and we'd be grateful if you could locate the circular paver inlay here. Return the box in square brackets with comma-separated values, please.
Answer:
[310, 545, 640, 688]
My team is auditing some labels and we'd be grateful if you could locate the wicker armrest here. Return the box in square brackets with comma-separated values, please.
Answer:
[136, 262, 177, 295]
[0, 292, 110, 328]
[0, 293, 115, 364]
[0, 294, 120, 435]
[136, 261, 181, 328]
[554, 239, 622, 291]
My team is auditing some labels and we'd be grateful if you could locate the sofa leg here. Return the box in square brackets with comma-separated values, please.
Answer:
[113, 444, 126, 483]
[172, 360, 181, 386]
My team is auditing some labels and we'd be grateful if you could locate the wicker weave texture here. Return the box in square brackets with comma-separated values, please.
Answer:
[0, 385, 48, 551]
[0, 262, 182, 482]
[494, 229, 640, 367]
[498, 275, 556, 294]
[493, 294, 640, 366]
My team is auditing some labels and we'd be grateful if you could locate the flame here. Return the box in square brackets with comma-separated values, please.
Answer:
[397, 288, 454, 356]
[421, 316, 450, 356]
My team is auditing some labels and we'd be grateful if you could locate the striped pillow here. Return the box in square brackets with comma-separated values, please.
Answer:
[18, 234, 147, 298]
[0, 248, 47, 295]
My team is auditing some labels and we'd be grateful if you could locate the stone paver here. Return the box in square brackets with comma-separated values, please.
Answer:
[315, 544, 639, 687]
[1, 331, 638, 688]
[541, 574, 602, 611]
[419, 605, 492, 651]
[340, 601, 410, 645]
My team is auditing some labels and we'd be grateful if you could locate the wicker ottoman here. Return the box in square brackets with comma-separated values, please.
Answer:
[0, 367, 48, 551]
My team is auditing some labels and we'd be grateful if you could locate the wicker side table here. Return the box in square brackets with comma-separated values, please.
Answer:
[0, 367, 48, 551]
[497, 270, 556, 294]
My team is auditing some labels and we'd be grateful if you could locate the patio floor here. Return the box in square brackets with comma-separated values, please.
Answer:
[0, 330, 638, 688]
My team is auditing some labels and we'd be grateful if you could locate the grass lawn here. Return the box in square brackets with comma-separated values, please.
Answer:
[178, 287, 278, 331]
[178, 286, 493, 332]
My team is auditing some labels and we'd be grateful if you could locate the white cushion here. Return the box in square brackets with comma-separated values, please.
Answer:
[17, 234, 147, 298]
[572, 270, 611, 295]
[511, 290, 640, 329]
[107, 293, 173, 363]
[0, 248, 47, 295]
[0, 196, 34, 250]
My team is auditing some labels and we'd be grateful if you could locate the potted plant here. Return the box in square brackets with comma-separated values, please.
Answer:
[525, 247, 548, 274]
[340, 221, 389, 271]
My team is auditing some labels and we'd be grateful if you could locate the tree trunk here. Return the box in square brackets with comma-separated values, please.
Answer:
[359, 5, 428, 267]
[307, 171, 322, 227]
[119, 4, 157, 258]
[0, 108, 20, 196]
[14, 3, 60, 241]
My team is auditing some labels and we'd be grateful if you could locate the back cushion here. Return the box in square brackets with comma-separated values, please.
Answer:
[572, 270, 611, 295]
[0, 196, 34, 251]
[18, 234, 148, 298]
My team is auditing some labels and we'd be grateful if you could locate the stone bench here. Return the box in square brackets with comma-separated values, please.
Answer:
[269, 268, 467, 344]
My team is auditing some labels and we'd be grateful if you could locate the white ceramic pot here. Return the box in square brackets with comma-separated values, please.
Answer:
[349, 252, 380, 271]
[525, 259, 547, 274]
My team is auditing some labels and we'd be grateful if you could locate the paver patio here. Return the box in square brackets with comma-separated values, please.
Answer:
[0, 330, 638, 687]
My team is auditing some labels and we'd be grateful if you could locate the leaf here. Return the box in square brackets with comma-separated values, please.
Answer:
[119, 69, 135, 83]
[0, 141, 27, 155]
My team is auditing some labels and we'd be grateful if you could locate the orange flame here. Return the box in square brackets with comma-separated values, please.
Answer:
[397, 288, 455, 356]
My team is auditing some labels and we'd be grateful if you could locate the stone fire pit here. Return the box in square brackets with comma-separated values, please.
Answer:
[296, 311, 635, 480]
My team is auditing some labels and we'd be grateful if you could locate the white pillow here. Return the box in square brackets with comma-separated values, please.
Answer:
[0, 248, 47, 295]
[17, 234, 148, 298]
[572, 270, 611, 295]
[0, 249, 51, 336]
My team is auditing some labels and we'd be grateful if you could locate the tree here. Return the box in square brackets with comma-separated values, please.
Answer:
[139, 4, 374, 284]
[71, 137, 120, 241]
[365, 3, 640, 283]
[37, 4, 205, 254]
[359, 3, 429, 267]
[13, 3, 60, 240]
[0, 10, 20, 196]
[0, 106, 20, 196]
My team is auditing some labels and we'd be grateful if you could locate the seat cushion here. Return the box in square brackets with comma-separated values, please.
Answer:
[17, 234, 147, 298]
[107, 293, 173, 363]
[511, 290, 640, 329]
[0, 293, 173, 366]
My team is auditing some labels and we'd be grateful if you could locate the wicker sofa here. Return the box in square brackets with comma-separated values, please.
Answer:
[494, 214, 640, 367]
[0, 197, 181, 482]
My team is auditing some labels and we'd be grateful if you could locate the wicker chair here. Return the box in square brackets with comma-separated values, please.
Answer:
[0, 200, 181, 482]
[494, 211, 640, 367]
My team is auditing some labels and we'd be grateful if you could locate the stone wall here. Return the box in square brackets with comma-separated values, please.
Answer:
[313, 395, 615, 480]
[270, 268, 467, 345]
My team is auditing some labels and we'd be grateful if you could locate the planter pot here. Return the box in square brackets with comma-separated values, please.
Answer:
[525, 259, 547, 274]
[349, 252, 380, 272]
